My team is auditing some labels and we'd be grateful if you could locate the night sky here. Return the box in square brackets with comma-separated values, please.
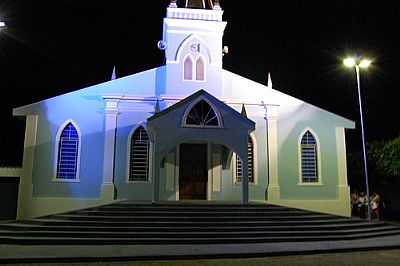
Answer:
[0, 0, 399, 165]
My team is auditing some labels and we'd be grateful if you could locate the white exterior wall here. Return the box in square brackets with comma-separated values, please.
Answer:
[12, 6, 355, 218]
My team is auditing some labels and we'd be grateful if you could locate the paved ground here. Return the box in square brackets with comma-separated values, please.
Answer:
[2, 233, 400, 263]
[1, 249, 400, 266]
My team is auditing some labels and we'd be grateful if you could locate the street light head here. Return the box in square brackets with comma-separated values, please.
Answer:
[343, 57, 356, 68]
[359, 59, 372, 69]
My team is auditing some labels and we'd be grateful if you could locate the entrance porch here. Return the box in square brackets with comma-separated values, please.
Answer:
[147, 90, 255, 204]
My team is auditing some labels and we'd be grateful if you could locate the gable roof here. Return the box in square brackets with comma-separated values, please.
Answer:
[148, 89, 255, 128]
[13, 66, 165, 116]
[222, 70, 355, 129]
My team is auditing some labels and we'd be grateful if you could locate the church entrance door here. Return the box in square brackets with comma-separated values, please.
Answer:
[179, 144, 208, 200]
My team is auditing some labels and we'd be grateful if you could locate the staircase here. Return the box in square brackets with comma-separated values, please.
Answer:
[1, 201, 399, 245]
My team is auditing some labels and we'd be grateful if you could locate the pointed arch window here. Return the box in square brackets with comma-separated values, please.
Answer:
[236, 136, 254, 183]
[56, 123, 80, 180]
[196, 57, 205, 81]
[129, 126, 150, 182]
[184, 56, 193, 80]
[184, 100, 220, 127]
[301, 131, 319, 183]
[183, 54, 206, 81]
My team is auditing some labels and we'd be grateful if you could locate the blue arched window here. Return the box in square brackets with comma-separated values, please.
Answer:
[56, 123, 80, 180]
[129, 126, 150, 182]
[301, 131, 318, 183]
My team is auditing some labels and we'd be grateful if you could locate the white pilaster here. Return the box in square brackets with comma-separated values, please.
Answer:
[17, 115, 38, 219]
[266, 105, 280, 202]
[336, 127, 349, 187]
[336, 127, 351, 216]
[101, 99, 119, 201]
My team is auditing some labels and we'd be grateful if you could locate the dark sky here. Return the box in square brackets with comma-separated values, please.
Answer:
[0, 0, 399, 165]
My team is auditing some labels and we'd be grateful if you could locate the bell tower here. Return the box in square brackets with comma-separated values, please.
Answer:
[160, 0, 226, 97]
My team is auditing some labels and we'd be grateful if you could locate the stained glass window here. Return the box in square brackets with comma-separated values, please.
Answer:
[301, 131, 318, 183]
[56, 123, 79, 180]
[129, 126, 150, 182]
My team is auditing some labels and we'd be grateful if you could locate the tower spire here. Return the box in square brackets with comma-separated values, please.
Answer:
[267, 72, 273, 88]
[111, 66, 116, 80]
[241, 104, 248, 117]
[154, 99, 161, 113]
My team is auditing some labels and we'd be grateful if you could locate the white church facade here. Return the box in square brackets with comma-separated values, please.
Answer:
[13, 0, 355, 219]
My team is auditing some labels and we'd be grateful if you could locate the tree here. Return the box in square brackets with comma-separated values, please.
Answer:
[368, 137, 400, 181]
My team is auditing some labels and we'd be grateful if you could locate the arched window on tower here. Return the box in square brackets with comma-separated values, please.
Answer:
[56, 122, 80, 180]
[196, 56, 205, 81]
[300, 130, 319, 183]
[236, 136, 254, 183]
[184, 99, 220, 127]
[184, 56, 193, 81]
[183, 54, 206, 81]
[129, 126, 150, 182]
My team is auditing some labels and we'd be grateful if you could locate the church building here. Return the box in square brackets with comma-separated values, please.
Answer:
[13, 0, 355, 219]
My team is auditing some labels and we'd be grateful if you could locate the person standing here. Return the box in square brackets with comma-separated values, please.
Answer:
[358, 192, 367, 219]
[371, 192, 381, 220]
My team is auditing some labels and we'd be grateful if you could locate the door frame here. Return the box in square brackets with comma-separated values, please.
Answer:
[175, 142, 211, 201]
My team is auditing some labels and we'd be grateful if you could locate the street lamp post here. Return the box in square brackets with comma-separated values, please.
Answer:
[344, 56, 372, 222]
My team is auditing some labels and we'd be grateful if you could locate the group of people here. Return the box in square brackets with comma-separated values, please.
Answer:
[351, 191, 382, 220]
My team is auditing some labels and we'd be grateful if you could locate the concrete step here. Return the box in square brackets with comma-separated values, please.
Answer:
[0, 225, 398, 238]
[2, 202, 399, 246]
[76, 210, 314, 217]
[52, 214, 338, 221]
[0, 221, 385, 232]
[2, 229, 400, 245]
[98, 204, 298, 209]
[21, 218, 369, 227]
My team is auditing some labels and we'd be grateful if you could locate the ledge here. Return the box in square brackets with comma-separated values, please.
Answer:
[167, 7, 223, 21]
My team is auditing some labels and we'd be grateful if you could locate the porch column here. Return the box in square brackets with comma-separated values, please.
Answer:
[152, 135, 161, 202]
[101, 99, 119, 201]
[336, 127, 351, 216]
[266, 105, 280, 202]
[17, 115, 38, 219]
[238, 136, 249, 205]
[241, 156, 249, 205]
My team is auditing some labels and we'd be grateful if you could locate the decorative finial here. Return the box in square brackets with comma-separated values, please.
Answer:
[267, 72, 273, 88]
[155, 99, 161, 113]
[213, 0, 222, 10]
[111, 66, 116, 80]
[169, 0, 177, 8]
[241, 104, 247, 117]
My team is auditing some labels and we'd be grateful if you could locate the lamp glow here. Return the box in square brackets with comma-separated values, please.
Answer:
[0, 21, 5, 28]
[359, 59, 372, 69]
[343, 57, 356, 68]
